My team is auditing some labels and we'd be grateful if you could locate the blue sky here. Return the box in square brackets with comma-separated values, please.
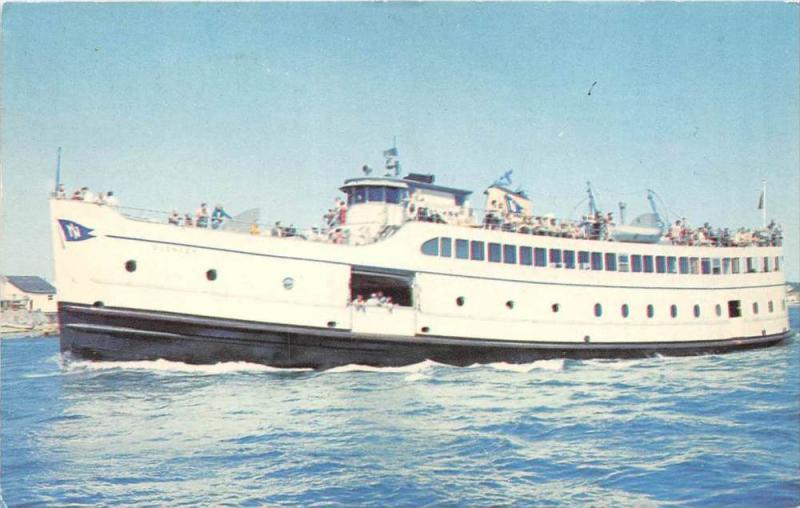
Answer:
[1, 3, 798, 281]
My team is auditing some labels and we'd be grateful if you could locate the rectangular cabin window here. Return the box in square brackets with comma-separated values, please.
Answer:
[631, 255, 643, 273]
[591, 252, 603, 271]
[520, 246, 533, 266]
[563, 250, 576, 269]
[712, 258, 722, 275]
[488, 243, 502, 263]
[354, 187, 367, 204]
[775, 256, 781, 271]
[386, 188, 403, 204]
[643, 255, 654, 273]
[655, 256, 666, 273]
[746, 257, 757, 273]
[701, 258, 711, 275]
[440, 237, 452, 258]
[679, 257, 689, 274]
[503, 244, 517, 264]
[471, 241, 485, 261]
[605, 253, 617, 271]
[667, 256, 677, 274]
[549, 249, 563, 268]
[722, 257, 731, 274]
[728, 300, 741, 318]
[534, 247, 547, 267]
[690, 257, 700, 274]
[455, 239, 469, 259]
[578, 251, 590, 270]
[732, 257, 741, 274]
[618, 254, 630, 272]
[763, 257, 771, 272]
[368, 187, 385, 202]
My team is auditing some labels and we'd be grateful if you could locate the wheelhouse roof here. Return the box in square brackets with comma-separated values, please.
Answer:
[341, 176, 472, 198]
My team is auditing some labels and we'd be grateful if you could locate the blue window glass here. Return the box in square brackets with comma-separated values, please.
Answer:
[605, 253, 617, 271]
[346, 190, 354, 206]
[679, 257, 689, 274]
[534, 247, 547, 267]
[578, 251, 590, 269]
[471, 241, 485, 261]
[701, 258, 711, 275]
[591, 252, 603, 270]
[643, 255, 654, 273]
[503, 245, 517, 264]
[670, 304, 678, 318]
[667, 256, 677, 274]
[594, 303, 603, 317]
[368, 187, 384, 202]
[563, 250, 575, 269]
[549, 249, 562, 267]
[421, 238, 438, 256]
[656, 256, 666, 273]
[488, 243, 502, 263]
[386, 187, 402, 204]
[713, 258, 722, 274]
[440, 237, 452, 257]
[455, 239, 469, 259]
[520, 246, 533, 266]
[632, 255, 643, 273]
[354, 187, 366, 204]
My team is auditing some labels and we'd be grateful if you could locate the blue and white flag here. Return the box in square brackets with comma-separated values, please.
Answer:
[505, 194, 523, 214]
[58, 219, 95, 242]
[383, 147, 398, 158]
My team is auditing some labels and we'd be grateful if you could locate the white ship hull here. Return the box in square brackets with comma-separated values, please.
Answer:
[50, 199, 792, 368]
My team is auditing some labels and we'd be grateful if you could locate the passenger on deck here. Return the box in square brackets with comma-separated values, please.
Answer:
[250, 222, 261, 235]
[56, 184, 66, 199]
[353, 294, 366, 312]
[271, 221, 282, 237]
[195, 203, 210, 228]
[338, 200, 347, 225]
[71, 188, 82, 200]
[168, 210, 180, 225]
[82, 187, 96, 203]
[183, 214, 193, 227]
[211, 204, 232, 229]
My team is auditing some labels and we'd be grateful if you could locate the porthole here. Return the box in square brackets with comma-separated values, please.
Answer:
[753, 302, 759, 315]
[421, 326, 430, 333]
[715, 304, 722, 317]
[670, 305, 678, 318]
[693, 304, 700, 318]
[456, 296, 465, 307]
[206, 269, 217, 281]
[768, 301, 774, 313]
[552, 303, 560, 313]
[282, 277, 294, 290]
[621, 304, 629, 318]
[594, 303, 603, 317]
[506, 300, 514, 310]
[646, 304, 654, 319]
[125, 260, 137, 272]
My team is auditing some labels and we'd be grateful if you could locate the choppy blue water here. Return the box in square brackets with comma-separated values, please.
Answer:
[2, 310, 799, 507]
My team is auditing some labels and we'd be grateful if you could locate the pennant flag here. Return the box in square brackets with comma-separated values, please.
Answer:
[505, 194, 523, 214]
[383, 147, 398, 158]
[58, 219, 95, 242]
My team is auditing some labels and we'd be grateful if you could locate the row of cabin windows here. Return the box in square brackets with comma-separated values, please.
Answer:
[593, 300, 777, 318]
[346, 186, 408, 206]
[420, 237, 783, 274]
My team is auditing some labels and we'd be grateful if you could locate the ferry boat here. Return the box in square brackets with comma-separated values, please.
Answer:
[50, 152, 792, 368]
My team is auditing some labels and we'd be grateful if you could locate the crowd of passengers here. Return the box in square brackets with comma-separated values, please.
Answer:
[480, 206, 782, 248]
[65, 183, 781, 248]
[55, 184, 119, 207]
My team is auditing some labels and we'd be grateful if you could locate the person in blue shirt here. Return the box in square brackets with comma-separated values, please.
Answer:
[211, 204, 232, 229]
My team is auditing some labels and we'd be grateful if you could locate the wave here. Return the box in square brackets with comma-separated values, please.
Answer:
[63, 358, 312, 374]
[324, 359, 444, 374]
[477, 359, 566, 373]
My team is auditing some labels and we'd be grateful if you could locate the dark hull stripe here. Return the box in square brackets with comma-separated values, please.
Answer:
[58, 303, 793, 369]
[105, 234, 783, 292]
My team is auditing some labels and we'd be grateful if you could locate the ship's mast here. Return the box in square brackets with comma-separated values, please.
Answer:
[586, 181, 598, 216]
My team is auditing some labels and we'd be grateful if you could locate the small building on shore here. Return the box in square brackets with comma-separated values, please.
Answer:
[0, 276, 57, 314]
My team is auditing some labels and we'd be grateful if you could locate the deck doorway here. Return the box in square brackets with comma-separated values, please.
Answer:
[350, 266, 416, 336]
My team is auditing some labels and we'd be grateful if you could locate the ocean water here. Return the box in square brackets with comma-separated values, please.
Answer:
[2, 310, 798, 507]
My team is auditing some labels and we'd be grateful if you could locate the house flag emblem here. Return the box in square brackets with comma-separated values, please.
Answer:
[58, 219, 95, 242]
